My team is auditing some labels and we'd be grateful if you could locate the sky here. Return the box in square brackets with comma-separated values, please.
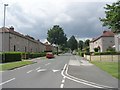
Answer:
[0, 0, 117, 43]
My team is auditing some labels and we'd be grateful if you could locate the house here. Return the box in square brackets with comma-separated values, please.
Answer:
[44, 42, 57, 52]
[114, 33, 120, 52]
[90, 30, 115, 52]
[0, 27, 46, 53]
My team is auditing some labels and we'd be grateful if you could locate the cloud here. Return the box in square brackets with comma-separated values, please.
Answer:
[0, 0, 117, 42]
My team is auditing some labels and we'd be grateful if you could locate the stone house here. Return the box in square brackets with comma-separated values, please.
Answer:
[0, 27, 45, 53]
[90, 31, 115, 52]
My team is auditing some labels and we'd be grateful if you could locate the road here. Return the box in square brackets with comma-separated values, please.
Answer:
[0, 53, 118, 89]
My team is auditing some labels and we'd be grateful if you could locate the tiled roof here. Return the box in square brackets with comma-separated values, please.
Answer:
[90, 31, 114, 42]
[0, 27, 44, 44]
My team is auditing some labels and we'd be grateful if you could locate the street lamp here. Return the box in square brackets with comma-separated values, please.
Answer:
[2, 4, 8, 62]
[3, 4, 8, 27]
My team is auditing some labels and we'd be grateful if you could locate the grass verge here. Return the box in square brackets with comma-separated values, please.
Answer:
[0, 61, 35, 71]
[91, 61, 120, 80]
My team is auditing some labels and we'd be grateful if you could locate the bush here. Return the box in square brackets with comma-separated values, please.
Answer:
[107, 46, 115, 52]
[94, 51, 120, 55]
[85, 52, 90, 55]
[1, 52, 22, 63]
[94, 48, 99, 52]
[21, 52, 46, 59]
[79, 51, 84, 57]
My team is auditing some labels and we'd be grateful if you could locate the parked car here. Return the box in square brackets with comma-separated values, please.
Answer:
[46, 52, 54, 59]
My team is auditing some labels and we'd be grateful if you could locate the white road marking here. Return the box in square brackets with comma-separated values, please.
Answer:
[45, 63, 51, 66]
[0, 78, 15, 86]
[36, 67, 41, 70]
[52, 70, 60, 72]
[27, 70, 33, 73]
[37, 69, 46, 72]
[61, 64, 113, 88]
[60, 84, 64, 88]
[62, 79, 65, 83]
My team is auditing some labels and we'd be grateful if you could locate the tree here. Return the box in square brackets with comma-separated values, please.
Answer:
[84, 39, 90, 48]
[67, 36, 78, 51]
[78, 40, 84, 51]
[100, 1, 120, 33]
[47, 25, 67, 54]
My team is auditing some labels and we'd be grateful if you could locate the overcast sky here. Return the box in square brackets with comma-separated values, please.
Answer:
[0, 0, 117, 42]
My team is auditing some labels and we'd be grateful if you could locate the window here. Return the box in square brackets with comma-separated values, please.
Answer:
[25, 47, 27, 52]
[14, 45, 16, 51]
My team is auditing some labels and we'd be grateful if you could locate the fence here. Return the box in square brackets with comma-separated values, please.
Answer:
[84, 54, 120, 62]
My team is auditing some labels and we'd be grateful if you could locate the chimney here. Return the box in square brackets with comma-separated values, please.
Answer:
[9, 26, 14, 31]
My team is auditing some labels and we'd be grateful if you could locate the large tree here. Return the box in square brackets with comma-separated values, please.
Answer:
[47, 25, 67, 45]
[84, 39, 90, 53]
[79, 40, 84, 51]
[67, 36, 78, 51]
[100, 1, 120, 33]
[84, 39, 90, 48]
[47, 25, 67, 54]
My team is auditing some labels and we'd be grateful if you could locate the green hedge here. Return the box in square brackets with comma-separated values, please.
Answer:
[94, 51, 120, 55]
[1, 52, 22, 63]
[79, 52, 84, 57]
[0, 52, 47, 63]
[22, 52, 46, 59]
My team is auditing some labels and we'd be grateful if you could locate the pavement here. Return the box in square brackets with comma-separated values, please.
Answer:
[0, 53, 119, 89]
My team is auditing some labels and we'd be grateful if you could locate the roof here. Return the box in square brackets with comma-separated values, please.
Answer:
[90, 30, 114, 43]
[0, 27, 43, 44]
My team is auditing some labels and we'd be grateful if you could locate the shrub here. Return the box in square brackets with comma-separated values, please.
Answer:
[1, 52, 22, 63]
[94, 48, 99, 52]
[94, 51, 120, 55]
[107, 46, 115, 52]
[79, 51, 84, 57]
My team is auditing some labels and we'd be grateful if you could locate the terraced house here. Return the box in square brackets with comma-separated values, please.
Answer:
[0, 26, 55, 53]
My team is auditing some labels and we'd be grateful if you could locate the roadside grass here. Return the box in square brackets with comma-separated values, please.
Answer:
[91, 61, 120, 80]
[0, 61, 35, 71]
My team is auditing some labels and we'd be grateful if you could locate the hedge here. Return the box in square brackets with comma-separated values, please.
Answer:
[0, 52, 47, 63]
[1, 52, 22, 63]
[94, 51, 120, 55]
[79, 52, 84, 57]
[21, 52, 46, 59]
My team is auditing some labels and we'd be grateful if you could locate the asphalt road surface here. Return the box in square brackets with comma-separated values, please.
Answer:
[0, 53, 118, 89]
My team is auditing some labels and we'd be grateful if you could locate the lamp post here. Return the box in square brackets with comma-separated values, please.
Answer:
[2, 4, 8, 63]
[3, 4, 8, 28]
[116, 36, 120, 61]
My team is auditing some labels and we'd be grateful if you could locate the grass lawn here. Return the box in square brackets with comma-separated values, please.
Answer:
[91, 61, 120, 79]
[0, 61, 35, 71]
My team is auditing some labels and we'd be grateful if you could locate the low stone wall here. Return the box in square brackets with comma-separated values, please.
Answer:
[84, 55, 120, 62]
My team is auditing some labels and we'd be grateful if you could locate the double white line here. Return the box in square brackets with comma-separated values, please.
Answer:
[61, 64, 113, 88]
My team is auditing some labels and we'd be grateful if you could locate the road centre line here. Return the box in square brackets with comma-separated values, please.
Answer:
[0, 78, 15, 86]
[60, 84, 64, 88]
[62, 79, 65, 83]
[45, 63, 51, 66]
[36, 67, 41, 70]
[37, 69, 47, 72]
[27, 70, 33, 73]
